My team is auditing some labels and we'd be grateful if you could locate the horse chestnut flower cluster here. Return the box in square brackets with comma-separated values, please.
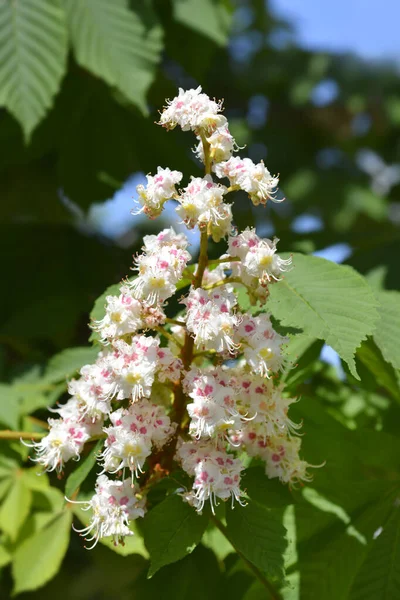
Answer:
[30, 87, 315, 547]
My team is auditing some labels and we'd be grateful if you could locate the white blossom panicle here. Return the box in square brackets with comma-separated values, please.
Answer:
[262, 436, 313, 486]
[101, 400, 176, 478]
[156, 346, 183, 384]
[130, 231, 191, 305]
[135, 167, 183, 219]
[159, 86, 223, 132]
[183, 286, 240, 354]
[73, 475, 146, 548]
[176, 175, 232, 241]
[68, 358, 116, 420]
[234, 375, 300, 438]
[228, 228, 292, 285]
[176, 441, 245, 513]
[91, 289, 145, 344]
[238, 314, 289, 377]
[110, 336, 159, 402]
[142, 227, 189, 252]
[195, 122, 238, 165]
[33, 88, 318, 541]
[215, 156, 280, 206]
[183, 369, 243, 439]
[28, 411, 102, 474]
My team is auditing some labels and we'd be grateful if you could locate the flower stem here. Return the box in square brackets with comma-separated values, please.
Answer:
[155, 326, 183, 348]
[170, 135, 211, 443]
[199, 130, 212, 176]
[211, 516, 283, 600]
[194, 231, 209, 289]
[203, 276, 243, 291]
[165, 318, 186, 327]
[207, 256, 240, 266]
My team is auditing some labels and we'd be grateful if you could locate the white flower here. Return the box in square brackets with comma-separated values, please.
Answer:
[135, 167, 182, 219]
[72, 475, 146, 548]
[159, 87, 223, 132]
[130, 242, 191, 305]
[28, 416, 101, 473]
[263, 436, 314, 486]
[236, 375, 299, 437]
[68, 359, 116, 419]
[156, 347, 183, 384]
[238, 314, 288, 377]
[101, 426, 152, 478]
[91, 289, 144, 344]
[176, 175, 232, 240]
[183, 287, 240, 354]
[110, 398, 176, 450]
[54, 396, 83, 421]
[195, 122, 237, 164]
[215, 157, 280, 205]
[232, 230, 292, 282]
[111, 337, 159, 402]
[142, 227, 189, 252]
[176, 441, 245, 513]
[102, 398, 176, 477]
[184, 370, 242, 439]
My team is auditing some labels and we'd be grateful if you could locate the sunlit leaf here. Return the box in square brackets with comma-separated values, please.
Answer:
[0, 0, 67, 141]
[267, 254, 379, 379]
[12, 510, 72, 594]
[142, 494, 209, 577]
[64, 0, 163, 113]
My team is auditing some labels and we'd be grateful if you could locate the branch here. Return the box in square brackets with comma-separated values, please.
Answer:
[0, 430, 46, 441]
[164, 318, 186, 327]
[207, 256, 240, 266]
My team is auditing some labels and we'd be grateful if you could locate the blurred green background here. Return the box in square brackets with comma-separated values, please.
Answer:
[0, 0, 399, 597]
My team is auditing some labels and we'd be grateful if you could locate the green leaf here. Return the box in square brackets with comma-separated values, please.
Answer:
[0, 383, 21, 429]
[44, 346, 99, 383]
[0, 478, 12, 502]
[282, 335, 324, 389]
[349, 507, 400, 599]
[226, 500, 288, 581]
[0, 0, 67, 142]
[65, 440, 103, 498]
[267, 253, 379, 378]
[0, 477, 32, 541]
[21, 467, 50, 492]
[133, 544, 225, 599]
[172, 0, 233, 46]
[374, 290, 400, 371]
[142, 494, 209, 577]
[243, 581, 275, 600]
[356, 338, 400, 402]
[0, 544, 11, 568]
[296, 487, 397, 600]
[242, 467, 295, 508]
[63, 0, 163, 113]
[202, 524, 234, 561]
[12, 510, 72, 594]
[12, 366, 53, 416]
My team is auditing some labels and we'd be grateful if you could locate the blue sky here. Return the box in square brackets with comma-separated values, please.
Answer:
[271, 0, 400, 61]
